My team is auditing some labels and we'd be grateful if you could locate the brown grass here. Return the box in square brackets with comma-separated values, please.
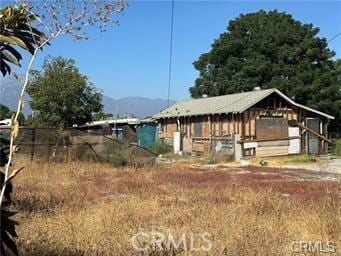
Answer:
[9, 161, 341, 255]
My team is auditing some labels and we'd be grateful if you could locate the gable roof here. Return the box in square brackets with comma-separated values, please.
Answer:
[152, 88, 334, 119]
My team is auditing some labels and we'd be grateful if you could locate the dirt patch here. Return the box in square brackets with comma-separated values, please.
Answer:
[154, 164, 340, 201]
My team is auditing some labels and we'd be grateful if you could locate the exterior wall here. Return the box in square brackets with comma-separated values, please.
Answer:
[160, 114, 243, 140]
[162, 118, 177, 139]
[160, 113, 239, 154]
[158, 94, 331, 156]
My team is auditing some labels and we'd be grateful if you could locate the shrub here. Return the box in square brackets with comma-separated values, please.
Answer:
[148, 142, 172, 155]
[109, 150, 128, 167]
[331, 139, 341, 156]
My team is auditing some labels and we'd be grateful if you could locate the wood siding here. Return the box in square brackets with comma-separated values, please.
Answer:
[159, 94, 330, 154]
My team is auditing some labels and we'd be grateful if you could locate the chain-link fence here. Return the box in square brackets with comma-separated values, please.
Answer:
[0, 127, 156, 166]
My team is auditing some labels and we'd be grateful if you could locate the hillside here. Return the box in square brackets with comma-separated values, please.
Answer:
[0, 75, 175, 118]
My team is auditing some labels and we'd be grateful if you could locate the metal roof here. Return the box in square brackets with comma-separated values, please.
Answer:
[85, 118, 140, 127]
[152, 88, 334, 119]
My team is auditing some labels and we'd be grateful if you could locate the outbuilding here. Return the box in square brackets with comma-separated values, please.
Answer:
[76, 118, 140, 142]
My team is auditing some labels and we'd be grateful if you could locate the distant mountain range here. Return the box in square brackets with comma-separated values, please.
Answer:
[103, 96, 175, 118]
[0, 75, 176, 118]
[0, 75, 31, 116]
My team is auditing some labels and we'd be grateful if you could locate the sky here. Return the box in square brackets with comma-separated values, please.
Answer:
[3, 0, 341, 101]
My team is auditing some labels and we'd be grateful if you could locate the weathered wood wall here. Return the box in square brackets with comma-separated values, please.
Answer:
[161, 113, 244, 139]
[159, 94, 330, 154]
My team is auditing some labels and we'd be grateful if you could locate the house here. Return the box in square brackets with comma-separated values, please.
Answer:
[152, 88, 334, 159]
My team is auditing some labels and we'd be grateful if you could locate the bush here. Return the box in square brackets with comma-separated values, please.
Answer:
[148, 142, 172, 155]
[331, 139, 341, 156]
[109, 150, 128, 166]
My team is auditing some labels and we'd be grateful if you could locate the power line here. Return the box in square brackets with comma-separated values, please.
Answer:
[327, 32, 341, 43]
[167, 0, 175, 107]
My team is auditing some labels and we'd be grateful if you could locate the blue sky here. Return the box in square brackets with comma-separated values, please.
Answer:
[4, 1, 341, 101]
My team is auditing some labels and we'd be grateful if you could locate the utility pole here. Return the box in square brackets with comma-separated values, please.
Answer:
[114, 105, 118, 138]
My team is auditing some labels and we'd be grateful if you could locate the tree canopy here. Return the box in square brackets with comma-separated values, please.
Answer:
[0, 104, 25, 125]
[92, 112, 114, 121]
[27, 57, 103, 127]
[0, 104, 11, 120]
[189, 10, 341, 128]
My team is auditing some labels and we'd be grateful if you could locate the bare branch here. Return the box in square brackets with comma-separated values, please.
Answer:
[16, 0, 128, 41]
[1, 0, 127, 207]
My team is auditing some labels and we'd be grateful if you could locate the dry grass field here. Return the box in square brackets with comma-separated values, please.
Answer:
[8, 160, 341, 255]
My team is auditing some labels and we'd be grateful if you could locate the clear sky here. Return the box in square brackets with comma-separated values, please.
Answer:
[4, 0, 341, 101]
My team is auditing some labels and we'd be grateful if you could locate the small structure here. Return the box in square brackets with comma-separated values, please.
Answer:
[77, 118, 140, 142]
[136, 118, 158, 148]
[152, 88, 334, 159]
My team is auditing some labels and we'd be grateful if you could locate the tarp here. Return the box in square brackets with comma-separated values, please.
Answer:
[137, 124, 157, 148]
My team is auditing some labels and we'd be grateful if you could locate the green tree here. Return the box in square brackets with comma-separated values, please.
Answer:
[0, 104, 25, 125]
[0, 104, 10, 120]
[0, 5, 45, 76]
[335, 59, 341, 81]
[190, 10, 341, 129]
[332, 59, 341, 130]
[27, 57, 103, 127]
[92, 112, 114, 121]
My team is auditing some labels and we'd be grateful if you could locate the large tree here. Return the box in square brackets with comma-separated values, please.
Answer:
[189, 10, 341, 128]
[27, 57, 103, 127]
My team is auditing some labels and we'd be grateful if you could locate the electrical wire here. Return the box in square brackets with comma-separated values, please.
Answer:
[327, 32, 341, 43]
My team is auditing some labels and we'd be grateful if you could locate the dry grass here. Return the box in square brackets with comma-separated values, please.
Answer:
[249, 154, 318, 166]
[9, 161, 341, 255]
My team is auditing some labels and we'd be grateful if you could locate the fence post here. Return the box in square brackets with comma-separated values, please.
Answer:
[30, 128, 36, 161]
[68, 129, 71, 162]
[233, 133, 241, 162]
[47, 130, 51, 161]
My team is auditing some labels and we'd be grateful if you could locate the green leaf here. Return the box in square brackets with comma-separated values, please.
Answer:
[1, 52, 20, 66]
[2, 45, 22, 61]
[0, 35, 28, 50]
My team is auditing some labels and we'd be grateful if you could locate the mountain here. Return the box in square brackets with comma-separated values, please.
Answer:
[103, 96, 175, 118]
[0, 75, 176, 118]
[0, 75, 31, 116]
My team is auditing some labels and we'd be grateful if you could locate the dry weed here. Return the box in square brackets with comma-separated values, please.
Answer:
[9, 161, 341, 255]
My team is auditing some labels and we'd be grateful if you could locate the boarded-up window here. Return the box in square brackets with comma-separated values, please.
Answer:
[194, 117, 202, 137]
[256, 118, 288, 140]
[306, 118, 320, 155]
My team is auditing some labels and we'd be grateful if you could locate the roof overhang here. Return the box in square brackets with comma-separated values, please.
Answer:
[239, 89, 334, 120]
[153, 89, 335, 120]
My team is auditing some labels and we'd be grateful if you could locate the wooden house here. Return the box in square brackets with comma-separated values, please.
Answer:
[152, 88, 334, 158]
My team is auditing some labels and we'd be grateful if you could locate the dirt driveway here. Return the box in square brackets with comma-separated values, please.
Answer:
[278, 157, 341, 175]
[324, 157, 341, 174]
[186, 163, 341, 199]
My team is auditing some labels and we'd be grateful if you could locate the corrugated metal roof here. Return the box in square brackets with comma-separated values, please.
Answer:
[152, 88, 334, 119]
[86, 118, 140, 127]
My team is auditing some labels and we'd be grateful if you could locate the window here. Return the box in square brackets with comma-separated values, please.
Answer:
[194, 117, 202, 137]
